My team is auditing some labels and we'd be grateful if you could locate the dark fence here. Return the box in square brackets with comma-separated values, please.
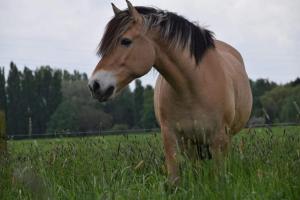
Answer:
[7, 128, 161, 140]
[6, 122, 300, 140]
[247, 122, 300, 128]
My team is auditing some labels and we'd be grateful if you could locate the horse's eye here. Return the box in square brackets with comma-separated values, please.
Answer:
[120, 38, 132, 47]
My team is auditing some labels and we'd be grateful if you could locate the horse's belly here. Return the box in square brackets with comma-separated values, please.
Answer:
[172, 114, 220, 143]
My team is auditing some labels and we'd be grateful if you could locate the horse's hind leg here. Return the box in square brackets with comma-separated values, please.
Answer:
[179, 138, 210, 160]
[178, 137, 198, 159]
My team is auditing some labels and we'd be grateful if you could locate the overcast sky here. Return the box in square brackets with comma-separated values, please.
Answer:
[0, 0, 299, 86]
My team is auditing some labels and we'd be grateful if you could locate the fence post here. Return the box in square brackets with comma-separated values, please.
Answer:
[293, 101, 300, 122]
[0, 111, 7, 155]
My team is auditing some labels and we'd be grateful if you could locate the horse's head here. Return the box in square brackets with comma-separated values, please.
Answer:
[88, 0, 155, 102]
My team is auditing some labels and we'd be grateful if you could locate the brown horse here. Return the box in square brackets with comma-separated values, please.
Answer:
[88, 0, 252, 184]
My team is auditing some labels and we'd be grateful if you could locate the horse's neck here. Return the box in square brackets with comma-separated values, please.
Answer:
[153, 42, 212, 98]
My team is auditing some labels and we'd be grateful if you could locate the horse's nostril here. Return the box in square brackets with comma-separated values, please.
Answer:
[88, 84, 93, 92]
[93, 81, 100, 92]
[104, 86, 115, 97]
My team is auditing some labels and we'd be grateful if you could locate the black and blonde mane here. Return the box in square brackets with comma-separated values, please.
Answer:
[98, 6, 215, 64]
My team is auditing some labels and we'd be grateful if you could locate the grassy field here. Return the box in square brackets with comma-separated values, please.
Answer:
[1, 126, 300, 200]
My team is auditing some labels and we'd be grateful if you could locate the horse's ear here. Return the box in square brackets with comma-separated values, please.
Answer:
[111, 3, 121, 15]
[125, 0, 142, 23]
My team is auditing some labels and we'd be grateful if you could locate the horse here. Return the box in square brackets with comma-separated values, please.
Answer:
[88, 0, 252, 184]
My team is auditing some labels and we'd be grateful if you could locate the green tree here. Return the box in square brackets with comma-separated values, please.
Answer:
[133, 79, 144, 127]
[0, 67, 6, 115]
[47, 80, 112, 132]
[49, 70, 62, 117]
[287, 77, 300, 87]
[260, 85, 299, 123]
[82, 73, 88, 81]
[279, 86, 300, 122]
[250, 78, 277, 117]
[72, 70, 82, 81]
[104, 87, 134, 128]
[63, 70, 88, 81]
[33, 66, 63, 134]
[63, 70, 72, 81]
[7, 62, 24, 135]
[142, 85, 157, 128]
[21, 67, 36, 135]
[47, 100, 79, 132]
[34, 67, 50, 133]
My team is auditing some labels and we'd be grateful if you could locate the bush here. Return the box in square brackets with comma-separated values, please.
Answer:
[112, 124, 129, 131]
[260, 85, 300, 122]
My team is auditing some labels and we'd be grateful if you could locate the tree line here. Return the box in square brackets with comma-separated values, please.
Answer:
[0, 62, 299, 135]
[0, 62, 157, 135]
[250, 78, 300, 124]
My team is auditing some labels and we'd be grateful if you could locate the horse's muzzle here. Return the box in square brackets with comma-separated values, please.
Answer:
[88, 80, 115, 102]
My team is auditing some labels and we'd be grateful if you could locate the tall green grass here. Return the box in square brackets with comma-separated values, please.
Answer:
[1, 126, 300, 199]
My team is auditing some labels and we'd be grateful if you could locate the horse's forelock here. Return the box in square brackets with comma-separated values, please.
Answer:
[97, 11, 132, 57]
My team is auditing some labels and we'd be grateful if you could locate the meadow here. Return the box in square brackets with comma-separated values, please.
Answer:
[1, 126, 300, 200]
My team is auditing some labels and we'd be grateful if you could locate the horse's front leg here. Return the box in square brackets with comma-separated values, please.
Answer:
[210, 126, 230, 160]
[161, 125, 180, 185]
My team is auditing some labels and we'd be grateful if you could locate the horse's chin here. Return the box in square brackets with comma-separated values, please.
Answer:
[90, 94, 110, 103]
[96, 95, 113, 102]
[96, 92, 118, 103]
[97, 98, 109, 103]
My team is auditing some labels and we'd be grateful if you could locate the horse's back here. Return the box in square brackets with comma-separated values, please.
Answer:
[214, 40, 244, 66]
